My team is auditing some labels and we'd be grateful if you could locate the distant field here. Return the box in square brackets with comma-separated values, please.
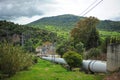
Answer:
[44, 26, 120, 39]
[6, 59, 104, 80]
[99, 30, 120, 37]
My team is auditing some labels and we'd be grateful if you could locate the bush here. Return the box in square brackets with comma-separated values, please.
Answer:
[0, 42, 33, 77]
[56, 44, 67, 58]
[33, 56, 38, 64]
[63, 51, 82, 70]
[56, 44, 75, 58]
[86, 48, 101, 59]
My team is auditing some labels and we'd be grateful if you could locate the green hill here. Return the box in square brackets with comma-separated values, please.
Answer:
[28, 14, 84, 30]
[28, 14, 120, 31]
[97, 20, 120, 31]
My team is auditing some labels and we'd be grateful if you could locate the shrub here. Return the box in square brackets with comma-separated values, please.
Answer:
[33, 56, 38, 64]
[86, 48, 101, 59]
[56, 44, 75, 58]
[56, 44, 67, 58]
[63, 51, 82, 70]
[0, 42, 33, 76]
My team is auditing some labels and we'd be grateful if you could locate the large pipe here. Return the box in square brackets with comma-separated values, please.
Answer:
[82, 60, 107, 73]
[42, 57, 67, 64]
[41, 57, 107, 73]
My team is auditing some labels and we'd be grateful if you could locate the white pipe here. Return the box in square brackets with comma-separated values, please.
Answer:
[42, 57, 67, 64]
[41, 57, 107, 73]
[82, 60, 107, 73]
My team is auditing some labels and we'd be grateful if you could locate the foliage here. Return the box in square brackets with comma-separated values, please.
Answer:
[99, 38, 107, 53]
[99, 30, 120, 38]
[99, 31, 120, 53]
[97, 20, 120, 31]
[74, 42, 84, 54]
[63, 51, 83, 70]
[0, 20, 58, 52]
[7, 59, 104, 80]
[86, 48, 101, 59]
[56, 40, 75, 57]
[56, 44, 67, 58]
[71, 16, 101, 50]
[0, 42, 33, 77]
[105, 36, 120, 44]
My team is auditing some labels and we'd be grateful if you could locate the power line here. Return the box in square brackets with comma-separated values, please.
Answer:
[81, 0, 103, 16]
[80, 0, 98, 15]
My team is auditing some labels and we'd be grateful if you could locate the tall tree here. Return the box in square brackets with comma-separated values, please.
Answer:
[71, 16, 100, 50]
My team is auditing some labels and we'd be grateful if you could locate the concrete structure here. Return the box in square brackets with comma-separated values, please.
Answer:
[107, 43, 120, 72]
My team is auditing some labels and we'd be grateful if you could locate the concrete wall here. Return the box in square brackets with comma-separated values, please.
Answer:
[107, 43, 120, 72]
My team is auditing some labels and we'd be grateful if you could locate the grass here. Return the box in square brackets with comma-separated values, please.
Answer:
[6, 59, 104, 80]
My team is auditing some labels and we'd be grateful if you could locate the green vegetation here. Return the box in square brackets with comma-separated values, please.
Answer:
[63, 51, 83, 70]
[74, 42, 85, 54]
[56, 44, 67, 58]
[71, 17, 101, 50]
[28, 14, 120, 53]
[0, 14, 120, 80]
[86, 48, 101, 59]
[97, 20, 120, 31]
[0, 20, 57, 52]
[28, 14, 120, 32]
[7, 59, 104, 80]
[56, 40, 74, 58]
[28, 14, 84, 30]
[99, 30, 120, 38]
[0, 42, 33, 78]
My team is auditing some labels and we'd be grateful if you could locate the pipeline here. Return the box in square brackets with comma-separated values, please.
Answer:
[42, 57, 107, 73]
[82, 60, 107, 73]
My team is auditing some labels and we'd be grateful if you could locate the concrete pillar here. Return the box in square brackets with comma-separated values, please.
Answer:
[107, 43, 120, 72]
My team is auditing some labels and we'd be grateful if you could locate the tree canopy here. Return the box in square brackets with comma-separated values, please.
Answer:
[71, 16, 101, 50]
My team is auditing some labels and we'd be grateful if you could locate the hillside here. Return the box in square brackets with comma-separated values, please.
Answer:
[28, 14, 84, 30]
[28, 14, 120, 31]
[97, 20, 120, 31]
[0, 20, 57, 52]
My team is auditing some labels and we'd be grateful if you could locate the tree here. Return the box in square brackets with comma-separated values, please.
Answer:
[56, 40, 75, 58]
[56, 44, 71, 58]
[63, 51, 82, 70]
[86, 28, 101, 49]
[71, 16, 100, 50]
[74, 42, 84, 54]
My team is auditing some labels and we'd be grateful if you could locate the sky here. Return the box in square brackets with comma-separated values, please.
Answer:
[0, 0, 120, 24]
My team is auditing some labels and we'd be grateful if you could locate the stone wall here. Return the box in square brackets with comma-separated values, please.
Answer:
[107, 43, 120, 72]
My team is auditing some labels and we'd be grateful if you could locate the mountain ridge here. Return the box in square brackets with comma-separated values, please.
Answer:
[28, 14, 120, 31]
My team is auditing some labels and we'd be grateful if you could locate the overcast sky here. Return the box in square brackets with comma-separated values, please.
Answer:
[0, 0, 120, 24]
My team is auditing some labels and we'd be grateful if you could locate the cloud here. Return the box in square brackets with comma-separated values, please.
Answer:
[0, 0, 55, 20]
[0, 0, 120, 24]
[11, 15, 44, 24]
